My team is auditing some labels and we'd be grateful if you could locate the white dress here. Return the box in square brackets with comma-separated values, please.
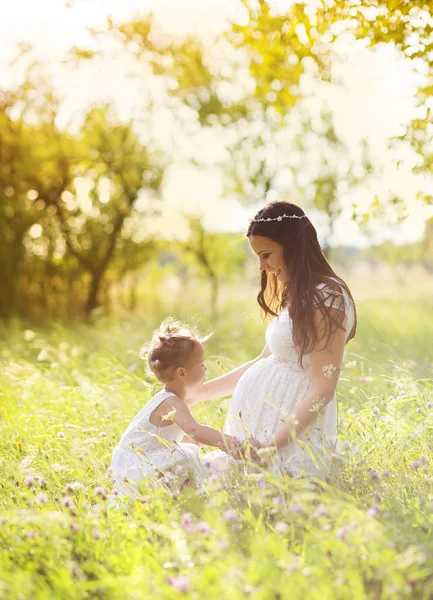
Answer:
[220, 281, 356, 480]
[111, 390, 204, 495]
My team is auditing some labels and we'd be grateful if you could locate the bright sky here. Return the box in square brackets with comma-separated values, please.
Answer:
[1, 0, 433, 246]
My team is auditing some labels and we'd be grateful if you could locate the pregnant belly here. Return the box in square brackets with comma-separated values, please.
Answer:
[224, 356, 311, 443]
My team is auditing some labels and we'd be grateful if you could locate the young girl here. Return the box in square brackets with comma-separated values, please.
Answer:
[111, 318, 238, 495]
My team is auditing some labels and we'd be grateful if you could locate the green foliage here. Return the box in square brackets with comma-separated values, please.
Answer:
[0, 66, 165, 321]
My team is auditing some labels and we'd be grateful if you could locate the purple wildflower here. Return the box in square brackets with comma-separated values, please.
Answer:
[367, 505, 381, 518]
[369, 468, 380, 481]
[224, 509, 237, 522]
[196, 521, 212, 535]
[167, 575, 190, 593]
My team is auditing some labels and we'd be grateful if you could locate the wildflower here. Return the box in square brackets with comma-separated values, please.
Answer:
[94, 486, 105, 496]
[411, 460, 420, 470]
[35, 493, 48, 504]
[181, 513, 195, 534]
[427, 402, 433, 409]
[288, 503, 304, 515]
[38, 477, 47, 489]
[422, 466, 428, 474]
[163, 472, 176, 484]
[275, 522, 288, 533]
[373, 491, 382, 503]
[196, 521, 212, 535]
[181, 513, 193, 526]
[224, 509, 237, 522]
[62, 496, 75, 508]
[331, 453, 344, 467]
[369, 468, 380, 481]
[314, 506, 328, 518]
[416, 408, 422, 414]
[382, 469, 391, 478]
[24, 476, 34, 488]
[69, 522, 80, 533]
[167, 575, 190, 593]
[272, 496, 283, 505]
[287, 559, 301, 573]
[100, 431, 107, 437]
[372, 407, 380, 415]
[232, 524, 241, 533]
[367, 505, 380, 518]
[348, 407, 355, 414]
[336, 527, 347, 541]
[26, 530, 36, 539]
[92, 529, 101, 539]
[420, 456, 428, 465]
[341, 442, 351, 451]
[65, 482, 82, 493]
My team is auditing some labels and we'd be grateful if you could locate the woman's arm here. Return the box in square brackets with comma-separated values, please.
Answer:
[186, 344, 271, 407]
[270, 309, 347, 449]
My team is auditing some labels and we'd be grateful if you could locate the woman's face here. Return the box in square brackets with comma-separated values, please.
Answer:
[249, 235, 288, 283]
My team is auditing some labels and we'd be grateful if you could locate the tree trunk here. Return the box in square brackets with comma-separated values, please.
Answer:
[85, 270, 104, 317]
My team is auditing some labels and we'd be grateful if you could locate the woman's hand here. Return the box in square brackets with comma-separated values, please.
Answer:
[231, 438, 269, 467]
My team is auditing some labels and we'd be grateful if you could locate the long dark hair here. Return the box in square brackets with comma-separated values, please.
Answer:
[247, 201, 357, 365]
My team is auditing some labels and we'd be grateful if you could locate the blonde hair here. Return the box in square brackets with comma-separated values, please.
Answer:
[139, 318, 211, 383]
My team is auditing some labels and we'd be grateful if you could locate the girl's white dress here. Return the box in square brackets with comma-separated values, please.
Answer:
[209, 281, 356, 481]
[111, 390, 204, 495]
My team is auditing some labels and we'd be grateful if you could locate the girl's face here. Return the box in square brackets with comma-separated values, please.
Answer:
[182, 344, 207, 389]
[249, 235, 288, 283]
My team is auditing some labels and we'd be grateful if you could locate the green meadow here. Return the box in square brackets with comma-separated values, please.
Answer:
[1, 281, 433, 599]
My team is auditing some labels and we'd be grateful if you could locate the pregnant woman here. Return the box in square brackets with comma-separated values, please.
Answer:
[189, 201, 357, 481]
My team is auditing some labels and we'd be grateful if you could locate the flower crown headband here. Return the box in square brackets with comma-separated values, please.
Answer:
[249, 213, 307, 223]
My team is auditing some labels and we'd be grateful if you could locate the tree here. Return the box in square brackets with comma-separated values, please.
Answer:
[53, 105, 164, 316]
[81, 4, 375, 235]
[0, 67, 77, 320]
[180, 217, 248, 319]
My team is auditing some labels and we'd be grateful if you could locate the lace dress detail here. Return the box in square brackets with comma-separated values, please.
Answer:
[111, 390, 204, 495]
[222, 281, 356, 480]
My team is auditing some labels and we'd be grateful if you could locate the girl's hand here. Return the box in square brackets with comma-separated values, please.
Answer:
[216, 435, 241, 454]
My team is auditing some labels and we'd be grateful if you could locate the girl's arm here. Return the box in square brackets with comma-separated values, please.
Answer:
[160, 397, 238, 451]
[186, 344, 271, 407]
[268, 309, 347, 449]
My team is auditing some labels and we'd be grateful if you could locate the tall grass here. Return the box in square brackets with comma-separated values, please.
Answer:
[1, 281, 433, 599]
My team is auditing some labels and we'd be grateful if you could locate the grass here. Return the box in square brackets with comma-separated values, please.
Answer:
[1, 280, 433, 599]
